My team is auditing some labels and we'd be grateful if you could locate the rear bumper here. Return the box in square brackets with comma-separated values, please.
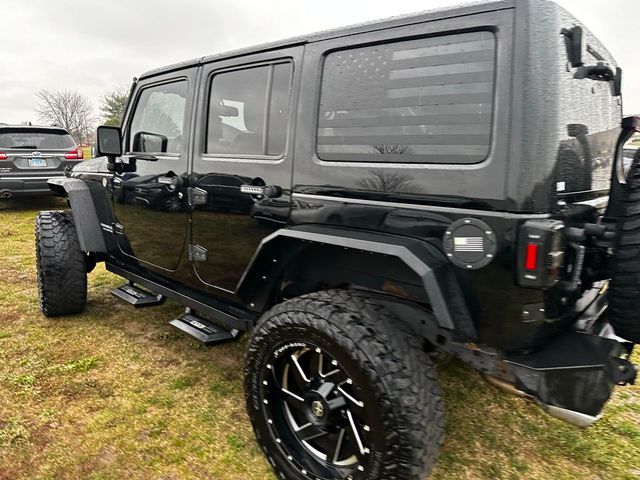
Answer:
[497, 331, 636, 427]
[0, 175, 64, 196]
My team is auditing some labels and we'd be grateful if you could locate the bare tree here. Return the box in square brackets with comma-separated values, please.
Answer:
[357, 170, 419, 193]
[372, 144, 410, 155]
[35, 89, 96, 144]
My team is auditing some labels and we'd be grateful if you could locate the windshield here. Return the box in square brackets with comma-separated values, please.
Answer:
[0, 129, 76, 150]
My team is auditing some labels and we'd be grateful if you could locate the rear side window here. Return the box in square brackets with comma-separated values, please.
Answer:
[317, 31, 495, 164]
[0, 129, 75, 150]
[206, 62, 293, 157]
[129, 80, 188, 154]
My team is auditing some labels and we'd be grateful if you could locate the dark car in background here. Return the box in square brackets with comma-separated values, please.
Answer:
[195, 173, 254, 213]
[0, 125, 83, 198]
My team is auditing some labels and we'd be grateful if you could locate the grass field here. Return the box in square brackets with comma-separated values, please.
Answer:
[0, 196, 639, 480]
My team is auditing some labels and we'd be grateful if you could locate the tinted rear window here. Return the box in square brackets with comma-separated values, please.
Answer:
[317, 31, 495, 164]
[206, 61, 293, 157]
[0, 129, 76, 150]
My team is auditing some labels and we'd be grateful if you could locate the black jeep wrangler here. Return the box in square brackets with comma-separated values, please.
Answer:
[35, 1, 638, 478]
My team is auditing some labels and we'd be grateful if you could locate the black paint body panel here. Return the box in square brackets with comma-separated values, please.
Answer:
[70, 0, 622, 354]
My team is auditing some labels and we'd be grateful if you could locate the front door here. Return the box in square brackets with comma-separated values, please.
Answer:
[190, 47, 302, 293]
[113, 70, 195, 271]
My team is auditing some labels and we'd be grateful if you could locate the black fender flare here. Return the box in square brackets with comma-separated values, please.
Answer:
[47, 178, 107, 253]
[238, 224, 475, 337]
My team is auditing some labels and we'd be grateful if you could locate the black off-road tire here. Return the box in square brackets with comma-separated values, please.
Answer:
[35, 211, 87, 317]
[244, 289, 445, 480]
[609, 157, 640, 343]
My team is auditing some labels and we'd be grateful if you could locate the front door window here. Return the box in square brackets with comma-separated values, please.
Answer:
[129, 81, 188, 154]
[114, 78, 191, 271]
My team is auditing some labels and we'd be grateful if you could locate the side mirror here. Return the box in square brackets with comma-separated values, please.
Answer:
[132, 131, 168, 153]
[97, 126, 123, 158]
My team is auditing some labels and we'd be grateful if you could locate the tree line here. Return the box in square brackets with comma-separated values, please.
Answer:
[34, 87, 129, 145]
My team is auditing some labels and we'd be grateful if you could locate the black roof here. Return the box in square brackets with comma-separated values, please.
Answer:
[140, 0, 514, 79]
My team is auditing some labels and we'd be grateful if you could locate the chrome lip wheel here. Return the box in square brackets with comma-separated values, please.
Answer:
[263, 344, 372, 479]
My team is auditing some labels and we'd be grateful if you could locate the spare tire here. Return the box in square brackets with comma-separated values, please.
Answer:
[608, 156, 640, 343]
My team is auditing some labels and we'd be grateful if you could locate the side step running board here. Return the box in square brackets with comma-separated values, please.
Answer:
[170, 308, 241, 345]
[106, 262, 256, 332]
[111, 282, 165, 307]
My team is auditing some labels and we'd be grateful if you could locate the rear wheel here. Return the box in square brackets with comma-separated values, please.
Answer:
[35, 211, 87, 317]
[244, 290, 444, 480]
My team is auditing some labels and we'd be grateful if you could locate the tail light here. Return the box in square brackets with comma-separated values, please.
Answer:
[0, 153, 7, 160]
[524, 243, 539, 271]
[64, 148, 84, 160]
[517, 220, 565, 288]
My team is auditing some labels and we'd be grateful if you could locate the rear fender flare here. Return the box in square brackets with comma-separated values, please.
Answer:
[238, 225, 476, 337]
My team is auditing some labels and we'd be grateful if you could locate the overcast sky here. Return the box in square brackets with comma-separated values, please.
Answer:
[1, 0, 638, 124]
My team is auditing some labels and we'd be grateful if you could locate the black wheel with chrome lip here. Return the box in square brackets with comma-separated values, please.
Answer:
[245, 290, 445, 480]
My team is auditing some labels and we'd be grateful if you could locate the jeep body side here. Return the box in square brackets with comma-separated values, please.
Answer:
[38, 1, 637, 479]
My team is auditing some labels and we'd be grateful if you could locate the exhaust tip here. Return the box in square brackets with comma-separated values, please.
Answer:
[539, 403, 601, 428]
[484, 374, 601, 428]
[0, 190, 12, 199]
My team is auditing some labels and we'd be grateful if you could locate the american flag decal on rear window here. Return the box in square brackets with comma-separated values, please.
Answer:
[454, 237, 484, 252]
[317, 31, 495, 164]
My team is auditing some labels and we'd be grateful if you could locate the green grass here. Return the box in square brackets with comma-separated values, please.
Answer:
[0, 196, 639, 479]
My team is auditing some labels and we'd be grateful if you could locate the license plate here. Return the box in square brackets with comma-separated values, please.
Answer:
[28, 158, 47, 168]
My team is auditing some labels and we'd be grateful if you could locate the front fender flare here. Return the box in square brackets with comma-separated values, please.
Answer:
[47, 178, 106, 253]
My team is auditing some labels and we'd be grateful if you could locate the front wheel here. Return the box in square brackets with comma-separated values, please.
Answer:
[35, 211, 87, 316]
[244, 290, 444, 480]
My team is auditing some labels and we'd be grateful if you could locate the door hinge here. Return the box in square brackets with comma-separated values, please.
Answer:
[188, 244, 208, 262]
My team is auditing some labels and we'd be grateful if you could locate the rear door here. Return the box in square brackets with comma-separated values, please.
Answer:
[190, 46, 302, 293]
[113, 69, 196, 271]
